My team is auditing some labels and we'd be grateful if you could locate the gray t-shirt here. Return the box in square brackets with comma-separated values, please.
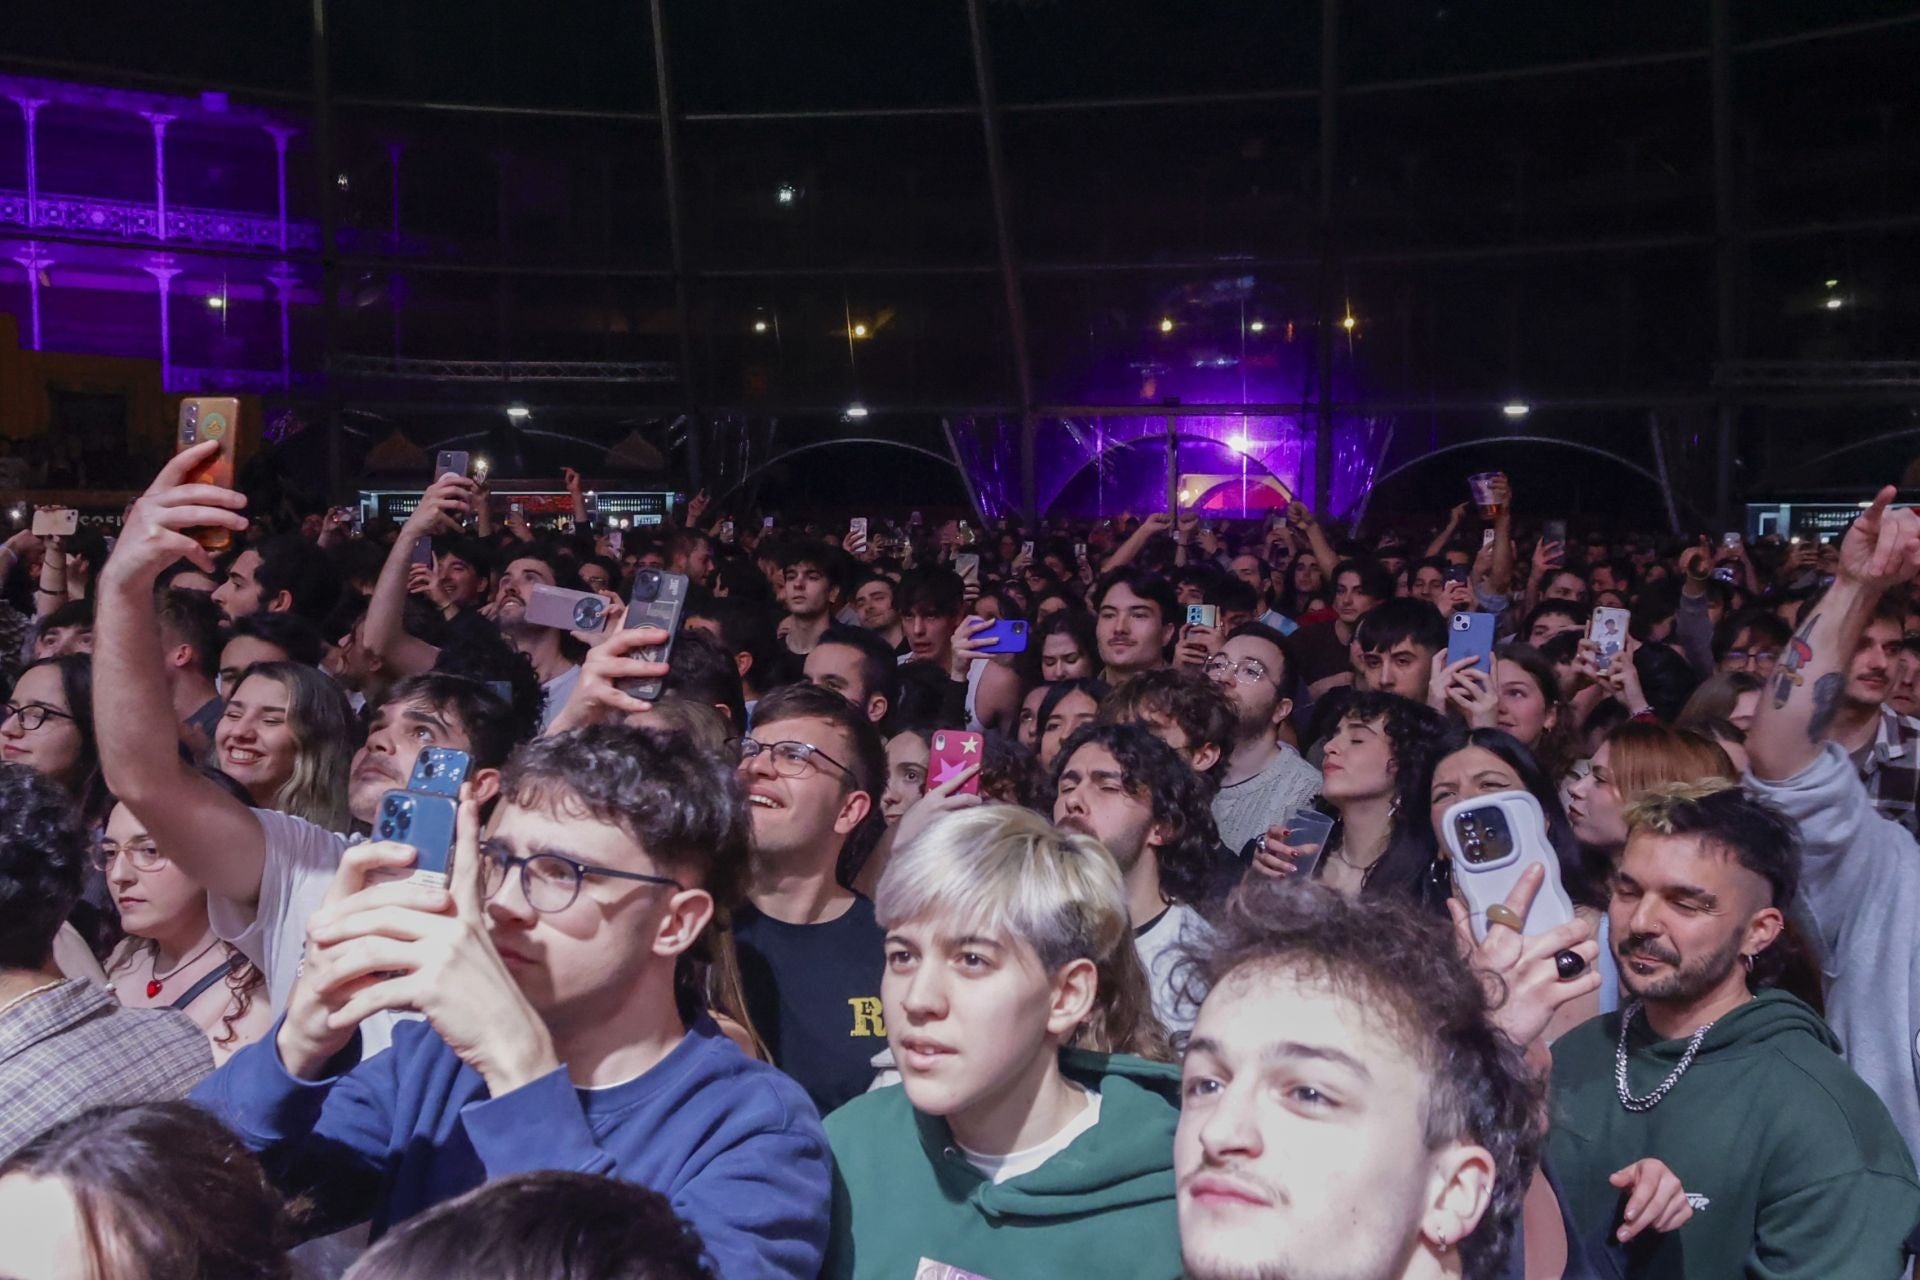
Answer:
[1211, 744, 1323, 856]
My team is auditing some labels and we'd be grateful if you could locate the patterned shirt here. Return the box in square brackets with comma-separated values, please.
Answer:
[1850, 705, 1920, 839]
[0, 978, 212, 1160]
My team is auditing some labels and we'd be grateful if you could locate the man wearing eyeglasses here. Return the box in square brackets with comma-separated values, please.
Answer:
[1206, 623, 1321, 859]
[192, 725, 833, 1277]
[729, 681, 891, 1115]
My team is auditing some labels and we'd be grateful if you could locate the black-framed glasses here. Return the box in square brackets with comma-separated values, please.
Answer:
[95, 839, 166, 872]
[2, 703, 72, 731]
[735, 737, 852, 780]
[1204, 654, 1272, 685]
[479, 840, 681, 914]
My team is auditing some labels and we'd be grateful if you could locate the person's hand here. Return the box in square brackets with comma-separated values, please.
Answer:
[1446, 864, 1601, 1048]
[1839, 486, 1920, 593]
[948, 615, 994, 681]
[894, 764, 983, 851]
[1447, 500, 1472, 527]
[1609, 1158, 1695, 1242]
[1175, 514, 1199, 543]
[4, 528, 42, 560]
[1139, 511, 1174, 536]
[685, 488, 709, 527]
[402, 472, 473, 542]
[1677, 544, 1710, 580]
[504, 505, 532, 542]
[1440, 577, 1474, 613]
[570, 589, 628, 649]
[1443, 661, 1499, 729]
[303, 788, 560, 1095]
[1426, 652, 1475, 714]
[562, 466, 583, 497]
[276, 839, 457, 1078]
[841, 527, 874, 561]
[318, 506, 354, 549]
[1174, 623, 1222, 670]
[1285, 501, 1315, 531]
[406, 563, 437, 598]
[1531, 538, 1563, 576]
[1252, 820, 1323, 879]
[100, 441, 250, 588]
[1488, 474, 1512, 520]
[546, 625, 674, 733]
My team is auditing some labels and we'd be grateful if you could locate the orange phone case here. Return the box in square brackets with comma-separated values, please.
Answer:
[176, 397, 240, 551]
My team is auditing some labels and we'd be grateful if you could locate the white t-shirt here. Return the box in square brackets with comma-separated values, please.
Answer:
[1134, 903, 1213, 1039]
[206, 808, 398, 1056]
[958, 1085, 1102, 1184]
[540, 663, 583, 732]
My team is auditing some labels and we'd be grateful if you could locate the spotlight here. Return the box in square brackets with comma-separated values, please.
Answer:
[505, 405, 531, 420]
[1502, 402, 1531, 418]
[852, 323, 869, 339]
[752, 319, 769, 333]
[845, 403, 869, 419]
[1159, 318, 1174, 333]
[1178, 488, 1193, 504]
[1341, 314, 1356, 331]
[1248, 320, 1265, 333]
[1228, 432, 1251, 454]
[1825, 297, 1844, 311]
[1825, 279, 1840, 289]
[207, 296, 225, 309]
[776, 183, 798, 206]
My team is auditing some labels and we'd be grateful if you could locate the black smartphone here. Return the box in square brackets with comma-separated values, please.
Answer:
[618, 569, 691, 702]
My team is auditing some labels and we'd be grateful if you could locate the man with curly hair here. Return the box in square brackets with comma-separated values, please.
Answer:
[1175, 880, 1542, 1280]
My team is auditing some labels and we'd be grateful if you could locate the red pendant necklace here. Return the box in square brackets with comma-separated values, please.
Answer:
[147, 939, 223, 999]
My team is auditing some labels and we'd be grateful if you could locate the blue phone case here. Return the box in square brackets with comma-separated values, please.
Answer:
[406, 747, 471, 798]
[976, 619, 1028, 654]
[1449, 612, 1495, 674]
[375, 790, 458, 881]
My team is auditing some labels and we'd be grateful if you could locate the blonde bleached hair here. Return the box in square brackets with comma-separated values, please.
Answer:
[1622, 776, 1740, 834]
[875, 804, 1171, 1060]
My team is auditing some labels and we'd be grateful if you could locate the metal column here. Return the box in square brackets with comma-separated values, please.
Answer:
[650, 0, 702, 493]
[1710, 0, 1740, 529]
[965, 0, 1040, 525]
[311, 0, 343, 500]
[1313, 0, 1341, 518]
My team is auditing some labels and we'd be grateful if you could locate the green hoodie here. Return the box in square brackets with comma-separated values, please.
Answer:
[1548, 989, 1920, 1279]
[823, 1049, 1182, 1280]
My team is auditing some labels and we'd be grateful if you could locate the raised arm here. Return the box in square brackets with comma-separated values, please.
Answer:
[1099, 511, 1171, 573]
[1486, 476, 1515, 597]
[562, 466, 589, 529]
[1290, 502, 1340, 578]
[95, 446, 270, 905]
[364, 473, 472, 679]
[1748, 487, 1920, 782]
[1426, 502, 1469, 559]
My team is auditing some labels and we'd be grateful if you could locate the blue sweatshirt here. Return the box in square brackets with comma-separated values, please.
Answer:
[192, 1015, 832, 1278]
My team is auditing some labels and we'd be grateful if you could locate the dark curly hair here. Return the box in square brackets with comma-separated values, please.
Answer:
[1051, 720, 1227, 906]
[1095, 666, 1237, 788]
[344, 1171, 710, 1280]
[424, 628, 545, 758]
[1184, 881, 1543, 1280]
[0, 1101, 295, 1280]
[1330, 690, 1448, 912]
[0, 759, 88, 968]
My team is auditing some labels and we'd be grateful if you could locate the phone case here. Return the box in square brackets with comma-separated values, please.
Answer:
[975, 619, 1028, 654]
[955, 554, 980, 583]
[406, 747, 471, 798]
[1442, 791, 1576, 942]
[176, 397, 240, 550]
[849, 518, 868, 539]
[31, 508, 78, 537]
[929, 730, 983, 795]
[411, 536, 435, 568]
[1543, 520, 1566, 544]
[618, 569, 689, 701]
[1186, 604, 1219, 629]
[434, 450, 470, 480]
[1449, 611, 1495, 674]
[375, 790, 458, 887]
[526, 584, 612, 631]
[1590, 607, 1631, 672]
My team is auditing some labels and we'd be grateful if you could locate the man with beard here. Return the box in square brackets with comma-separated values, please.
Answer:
[1205, 623, 1321, 857]
[1546, 781, 1920, 1278]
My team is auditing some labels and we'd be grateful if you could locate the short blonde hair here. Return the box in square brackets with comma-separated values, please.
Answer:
[876, 804, 1169, 1059]
[1622, 777, 1739, 835]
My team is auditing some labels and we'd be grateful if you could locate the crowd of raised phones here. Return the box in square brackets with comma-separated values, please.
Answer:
[3, 450, 1920, 1280]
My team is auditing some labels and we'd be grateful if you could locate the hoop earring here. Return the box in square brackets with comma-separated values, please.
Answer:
[1742, 953, 1755, 973]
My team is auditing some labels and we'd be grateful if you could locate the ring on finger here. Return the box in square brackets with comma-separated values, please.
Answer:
[1554, 948, 1588, 980]
[1484, 904, 1525, 933]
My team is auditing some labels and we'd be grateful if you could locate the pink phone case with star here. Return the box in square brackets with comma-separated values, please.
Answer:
[929, 730, 984, 796]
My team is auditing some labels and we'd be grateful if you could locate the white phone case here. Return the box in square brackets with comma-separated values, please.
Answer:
[1442, 791, 1576, 942]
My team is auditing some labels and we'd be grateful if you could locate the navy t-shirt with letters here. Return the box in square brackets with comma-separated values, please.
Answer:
[732, 894, 888, 1117]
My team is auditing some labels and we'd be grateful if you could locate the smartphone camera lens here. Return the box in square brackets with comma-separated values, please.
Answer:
[572, 598, 604, 630]
[633, 569, 661, 602]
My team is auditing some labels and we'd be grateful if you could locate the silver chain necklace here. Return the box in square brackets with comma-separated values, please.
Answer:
[1615, 1001, 1716, 1112]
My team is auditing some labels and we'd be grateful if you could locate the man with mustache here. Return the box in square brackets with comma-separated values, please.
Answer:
[1545, 781, 1920, 1278]
[1176, 881, 1540, 1280]
[1797, 591, 1920, 836]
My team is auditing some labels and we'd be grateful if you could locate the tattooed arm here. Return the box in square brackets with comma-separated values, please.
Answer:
[1748, 487, 1920, 781]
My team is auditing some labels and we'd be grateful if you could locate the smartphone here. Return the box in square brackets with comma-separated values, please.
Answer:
[410, 537, 435, 569]
[583, 491, 603, 530]
[406, 746, 471, 799]
[1481, 528, 1497, 549]
[525, 584, 613, 632]
[374, 789, 458, 890]
[176, 396, 240, 550]
[1449, 611, 1495, 675]
[1278, 809, 1336, 879]
[1722, 532, 1742, 549]
[1443, 565, 1471, 587]
[955, 553, 981, 585]
[509, 501, 526, 524]
[975, 618, 1028, 654]
[910, 510, 924, 527]
[849, 517, 868, 548]
[434, 450, 470, 481]
[1443, 792, 1576, 942]
[720, 519, 735, 543]
[763, 515, 775, 530]
[617, 569, 690, 702]
[1073, 542, 1088, 560]
[1187, 604, 1219, 629]
[1712, 565, 1738, 583]
[929, 730, 984, 796]
[349, 505, 365, 537]
[1021, 540, 1035, 560]
[31, 508, 78, 537]
[1543, 519, 1567, 545]
[1589, 606, 1631, 673]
